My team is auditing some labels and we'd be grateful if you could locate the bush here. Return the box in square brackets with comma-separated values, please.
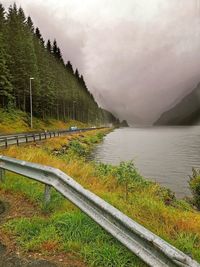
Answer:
[68, 140, 88, 157]
[114, 161, 143, 201]
[95, 162, 114, 177]
[189, 168, 200, 209]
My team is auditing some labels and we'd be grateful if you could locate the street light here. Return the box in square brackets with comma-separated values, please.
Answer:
[30, 77, 34, 128]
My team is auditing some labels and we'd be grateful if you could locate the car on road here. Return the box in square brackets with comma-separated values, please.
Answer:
[69, 126, 78, 131]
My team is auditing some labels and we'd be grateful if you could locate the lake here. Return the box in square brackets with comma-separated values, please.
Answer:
[92, 126, 200, 198]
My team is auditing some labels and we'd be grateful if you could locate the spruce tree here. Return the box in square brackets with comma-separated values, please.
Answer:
[27, 16, 34, 32]
[46, 39, 52, 53]
[0, 5, 13, 108]
[66, 61, 73, 73]
[75, 69, 80, 78]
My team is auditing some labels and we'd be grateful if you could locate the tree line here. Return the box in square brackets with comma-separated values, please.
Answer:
[0, 3, 119, 125]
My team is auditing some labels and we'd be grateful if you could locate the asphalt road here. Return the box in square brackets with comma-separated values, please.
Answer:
[0, 127, 97, 148]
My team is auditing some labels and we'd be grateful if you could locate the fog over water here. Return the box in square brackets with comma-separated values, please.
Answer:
[2, 0, 200, 124]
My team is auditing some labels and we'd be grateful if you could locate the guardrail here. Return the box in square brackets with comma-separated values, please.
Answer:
[0, 127, 99, 148]
[0, 156, 199, 267]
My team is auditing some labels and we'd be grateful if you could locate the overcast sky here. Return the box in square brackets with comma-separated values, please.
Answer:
[2, 0, 200, 124]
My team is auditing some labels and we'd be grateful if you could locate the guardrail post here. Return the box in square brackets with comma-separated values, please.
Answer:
[39, 133, 41, 141]
[16, 136, 19, 146]
[50, 132, 52, 138]
[5, 138, 8, 148]
[25, 135, 28, 143]
[54, 132, 55, 137]
[44, 132, 47, 139]
[0, 168, 5, 183]
[44, 184, 51, 204]
[33, 134, 36, 142]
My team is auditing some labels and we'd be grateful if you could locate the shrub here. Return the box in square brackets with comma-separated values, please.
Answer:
[114, 161, 143, 201]
[189, 168, 200, 209]
[95, 162, 114, 177]
[68, 140, 88, 157]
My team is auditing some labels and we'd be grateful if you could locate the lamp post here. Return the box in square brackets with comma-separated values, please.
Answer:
[30, 77, 34, 128]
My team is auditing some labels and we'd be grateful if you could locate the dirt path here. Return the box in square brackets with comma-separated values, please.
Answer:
[0, 191, 86, 267]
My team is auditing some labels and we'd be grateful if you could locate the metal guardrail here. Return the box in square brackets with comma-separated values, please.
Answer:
[0, 127, 99, 148]
[0, 156, 199, 267]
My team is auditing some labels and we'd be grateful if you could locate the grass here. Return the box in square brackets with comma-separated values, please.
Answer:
[0, 108, 89, 134]
[0, 129, 200, 266]
[3, 212, 144, 267]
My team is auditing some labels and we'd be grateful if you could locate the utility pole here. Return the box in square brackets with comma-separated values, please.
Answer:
[30, 77, 34, 128]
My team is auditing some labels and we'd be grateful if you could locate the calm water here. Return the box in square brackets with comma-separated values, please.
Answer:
[92, 127, 200, 197]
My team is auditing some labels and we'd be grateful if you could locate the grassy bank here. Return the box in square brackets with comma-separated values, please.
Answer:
[0, 108, 89, 134]
[0, 129, 200, 266]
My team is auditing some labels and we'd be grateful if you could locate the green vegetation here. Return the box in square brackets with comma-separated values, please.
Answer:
[0, 108, 91, 134]
[1, 129, 200, 266]
[3, 212, 144, 267]
[0, 3, 118, 125]
[114, 161, 147, 201]
[189, 168, 200, 209]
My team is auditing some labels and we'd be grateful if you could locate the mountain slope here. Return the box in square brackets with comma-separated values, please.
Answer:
[154, 83, 200, 125]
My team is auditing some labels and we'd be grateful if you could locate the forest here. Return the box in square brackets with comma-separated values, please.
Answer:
[0, 3, 118, 125]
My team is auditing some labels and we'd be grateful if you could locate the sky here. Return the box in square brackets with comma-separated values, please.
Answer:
[2, 0, 200, 124]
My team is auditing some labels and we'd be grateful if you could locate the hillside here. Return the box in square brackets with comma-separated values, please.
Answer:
[0, 3, 118, 126]
[0, 108, 92, 134]
[154, 83, 200, 125]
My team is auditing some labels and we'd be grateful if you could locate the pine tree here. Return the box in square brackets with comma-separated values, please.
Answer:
[0, 5, 13, 108]
[75, 69, 80, 78]
[53, 39, 58, 55]
[0, 3, 5, 31]
[0, 38, 14, 108]
[35, 27, 44, 46]
[46, 39, 52, 53]
[66, 61, 73, 73]
[27, 16, 34, 32]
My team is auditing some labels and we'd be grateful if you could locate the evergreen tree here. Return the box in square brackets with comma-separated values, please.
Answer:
[35, 27, 44, 45]
[27, 16, 34, 32]
[0, 37, 13, 108]
[66, 61, 73, 73]
[0, 3, 5, 31]
[53, 39, 58, 55]
[75, 68, 80, 78]
[0, 5, 13, 108]
[46, 39, 52, 53]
